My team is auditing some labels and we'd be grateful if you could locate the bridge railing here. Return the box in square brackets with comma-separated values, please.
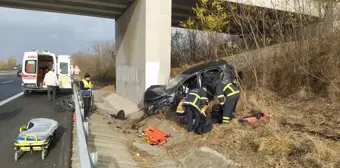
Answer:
[73, 84, 98, 168]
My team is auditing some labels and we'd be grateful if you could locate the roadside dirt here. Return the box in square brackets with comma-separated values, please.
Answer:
[93, 86, 340, 168]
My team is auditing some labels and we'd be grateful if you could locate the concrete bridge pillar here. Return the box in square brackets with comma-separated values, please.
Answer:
[115, 0, 172, 106]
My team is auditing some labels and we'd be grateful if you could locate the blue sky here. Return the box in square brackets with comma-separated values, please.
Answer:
[0, 7, 115, 62]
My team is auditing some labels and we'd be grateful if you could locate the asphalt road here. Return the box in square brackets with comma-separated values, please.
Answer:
[0, 74, 72, 168]
[0, 75, 22, 101]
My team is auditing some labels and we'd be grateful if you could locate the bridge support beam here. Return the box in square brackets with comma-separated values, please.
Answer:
[115, 0, 172, 106]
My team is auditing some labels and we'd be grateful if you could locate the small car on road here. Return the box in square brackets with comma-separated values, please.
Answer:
[143, 59, 242, 115]
[17, 69, 22, 77]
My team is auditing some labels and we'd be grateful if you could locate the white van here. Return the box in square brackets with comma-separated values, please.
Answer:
[21, 50, 72, 94]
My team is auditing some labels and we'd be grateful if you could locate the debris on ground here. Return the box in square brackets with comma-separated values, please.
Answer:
[54, 98, 75, 112]
[107, 110, 126, 120]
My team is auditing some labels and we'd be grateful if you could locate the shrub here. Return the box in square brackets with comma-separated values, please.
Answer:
[71, 40, 115, 84]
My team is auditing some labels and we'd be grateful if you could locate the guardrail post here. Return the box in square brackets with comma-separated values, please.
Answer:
[81, 108, 85, 119]
[90, 152, 98, 167]
[83, 121, 89, 136]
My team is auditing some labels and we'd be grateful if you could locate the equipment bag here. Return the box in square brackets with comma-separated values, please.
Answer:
[239, 112, 269, 123]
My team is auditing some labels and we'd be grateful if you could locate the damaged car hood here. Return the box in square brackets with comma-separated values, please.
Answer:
[144, 85, 168, 101]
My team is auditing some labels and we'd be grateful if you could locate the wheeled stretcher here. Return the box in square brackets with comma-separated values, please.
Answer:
[14, 118, 58, 161]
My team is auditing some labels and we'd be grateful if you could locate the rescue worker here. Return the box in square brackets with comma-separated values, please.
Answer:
[215, 77, 240, 123]
[43, 68, 58, 101]
[80, 73, 93, 121]
[178, 87, 212, 134]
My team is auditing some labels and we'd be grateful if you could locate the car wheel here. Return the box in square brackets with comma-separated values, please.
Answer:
[144, 104, 155, 115]
[154, 107, 165, 114]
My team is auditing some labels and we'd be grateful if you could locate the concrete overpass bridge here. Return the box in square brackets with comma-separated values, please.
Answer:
[0, 0, 323, 27]
[0, 0, 327, 106]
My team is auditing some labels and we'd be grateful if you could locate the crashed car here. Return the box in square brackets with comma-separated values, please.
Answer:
[144, 59, 242, 115]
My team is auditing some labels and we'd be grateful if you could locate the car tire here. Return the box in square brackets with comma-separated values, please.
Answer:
[144, 104, 155, 116]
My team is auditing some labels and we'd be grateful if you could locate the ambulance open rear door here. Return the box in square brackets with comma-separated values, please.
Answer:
[57, 55, 72, 90]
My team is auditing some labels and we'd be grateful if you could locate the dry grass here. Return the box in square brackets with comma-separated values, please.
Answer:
[160, 89, 340, 168]
[162, 30, 340, 167]
[239, 32, 340, 101]
[102, 84, 115, 93]
[195, 29, 340, 166]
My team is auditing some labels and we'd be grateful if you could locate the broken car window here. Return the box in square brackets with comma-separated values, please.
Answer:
[166, 75, 185, 90]
[174, 75, 199, 102]
[201, 68, 222, 94]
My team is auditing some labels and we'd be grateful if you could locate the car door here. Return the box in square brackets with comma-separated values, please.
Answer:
[57, 55, 72, 89]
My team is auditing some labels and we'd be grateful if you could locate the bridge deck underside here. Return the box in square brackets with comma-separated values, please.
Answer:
[0, 0, 319, 34]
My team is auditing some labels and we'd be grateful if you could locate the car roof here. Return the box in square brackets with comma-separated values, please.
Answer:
[181, 59, 227, 75]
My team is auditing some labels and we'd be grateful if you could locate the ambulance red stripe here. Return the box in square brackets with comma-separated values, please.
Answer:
[22, 74, 37, 79]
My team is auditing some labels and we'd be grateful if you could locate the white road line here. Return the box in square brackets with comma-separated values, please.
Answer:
[0, 92, 23, 106]
[1, 80, 14, 84]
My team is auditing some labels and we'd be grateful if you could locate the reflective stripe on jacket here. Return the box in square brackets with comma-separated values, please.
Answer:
[215, 80, 240, 105]
[82, 79, 93, 89]
[182, 88, 208, 116]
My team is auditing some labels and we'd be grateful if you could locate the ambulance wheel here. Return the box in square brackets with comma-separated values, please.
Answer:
[14, 151, 19, 161]
[23, 90, 29, 95]
[41, 149, 46, 160]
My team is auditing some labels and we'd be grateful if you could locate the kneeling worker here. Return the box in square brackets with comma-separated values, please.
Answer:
[215, 78, 240, 123]
[177, 87, 212, 134]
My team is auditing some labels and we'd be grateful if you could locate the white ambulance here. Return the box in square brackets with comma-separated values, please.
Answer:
[21, 50, 73, 94]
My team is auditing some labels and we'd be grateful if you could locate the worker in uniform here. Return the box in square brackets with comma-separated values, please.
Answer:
[80, 73, 93, 121]
[215, 77, 240, 123]
[176, 87, 212, 134]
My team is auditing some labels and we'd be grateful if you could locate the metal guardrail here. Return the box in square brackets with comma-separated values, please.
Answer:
[73, 84, 98, 168]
